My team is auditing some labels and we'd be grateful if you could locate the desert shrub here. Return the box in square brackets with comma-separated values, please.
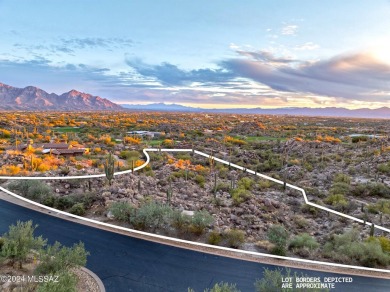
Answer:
[119, 150, 139, 160]
[36, 241, 89, 274]
[190, 210, 214, 235]
[110, 201, 134, 221]
[36, 270, 77, 292]
[207, 231, 222, 245]
[131, 201, 172, 231]
[377, 236, 390, 253]
[368, 183, 390, 198]
[368, 200, 390, 215]
[9, 180, 51, 202]
[255, 268, 328, 292]
[204, 282, 240, 292]
[377, 163, 390, 174]
[195, 174, 206, 187]
[329, 182, 350, 196]
[350, 183, 368, 197]
[324, 194, 348, 210]
[41, 194, 57, 207]
[230, 187, 251, 205]
[292, 215, 308, 228]
[289, 233, 319, 251]
[69, 203, 86, 216]
[1, 221, 46, 268]
[237, 177, 254, 190]
[224, 229, 245, 248]
[300, 204, 318, 216]
[267, 225, 289, 256]
[55, 196, 77, 210]
[333, 173, 351, 184]
[258, 179, 272, 189]
[171, 210, 191, 232]
[324, 229, 390, 267]
[216, 182, 230, 192]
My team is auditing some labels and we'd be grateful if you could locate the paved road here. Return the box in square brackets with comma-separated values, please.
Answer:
[1, 199, 389, 292]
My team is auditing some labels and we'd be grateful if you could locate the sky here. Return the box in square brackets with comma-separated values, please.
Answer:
[1, 0, 390, 109]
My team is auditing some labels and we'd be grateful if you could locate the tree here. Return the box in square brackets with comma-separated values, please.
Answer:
[267, 225, 289, 256]
[1, 220, 46, 268]
[104, 152, 115, 185]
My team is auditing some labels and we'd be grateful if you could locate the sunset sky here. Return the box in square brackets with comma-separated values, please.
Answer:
[1, 0, 390, 109]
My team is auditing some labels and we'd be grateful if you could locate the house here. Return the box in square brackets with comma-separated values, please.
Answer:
[50, 149, 85, 157]
[38, 143, 69, 149]
[127, 131, 162, 138]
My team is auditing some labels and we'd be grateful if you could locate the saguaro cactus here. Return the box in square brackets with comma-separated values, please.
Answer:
[166, 178, 173, 205]
[104, 152, 115, 186]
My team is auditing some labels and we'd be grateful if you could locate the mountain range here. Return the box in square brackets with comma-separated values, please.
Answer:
[122, 103, 390, 119]
[0, 82, 389, 118]
[0, 82, 121, 110]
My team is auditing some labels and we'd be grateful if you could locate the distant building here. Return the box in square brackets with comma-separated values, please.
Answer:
[127, 131, 162, 138]
[50, 149, 85, 157]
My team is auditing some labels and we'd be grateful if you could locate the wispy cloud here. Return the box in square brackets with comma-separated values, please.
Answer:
[281, 24, 298, 35]
[294, 42, 320, 50]
[11, 37, 133, 56]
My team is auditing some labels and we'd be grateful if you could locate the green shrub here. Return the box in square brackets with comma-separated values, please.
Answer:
[289, 233, 319, 250]
[267, 225, 289, 256]
[224, 229, 245, 248]
[255, 268, 328, 292]
[329, 182, 350, 196]
[1, 220, 46, 269]
[36, 241, 89, 274]
[0, 237, 4, 251]
[377, 163, 390, 174]
[195, 175, 206, 187]
[36, 270, 77, 292]
[171, 210, 191, 232]
[41, 194, 57, 207]
[131, 201, 172, 231]
[368, 183, 390, 198]
[237, 177, 254, 190]
[378, 236, 390, 253]
[324, 229, 390, 267]
[324, 194, 348, 210]
[230, 187, 251, 205]
[368, 200, 390, 215]
[333, 173, 351, 184]
[190, 210, 214, 235]
[207, 231, 222, 245]
[119, 150, 139, 160]
[9, 180, 51, 202]
[204, 282, 240, 292]
[55, 196, 76, 210]
[69, 203, 86, 216]
[110, 201, 134, 221]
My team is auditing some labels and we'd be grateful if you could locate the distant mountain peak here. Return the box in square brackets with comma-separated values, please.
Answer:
[0, 82, 122, 111]
[121, 102, 390, 119]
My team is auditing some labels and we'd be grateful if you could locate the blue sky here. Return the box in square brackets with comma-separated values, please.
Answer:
[1, 0, 390, 108]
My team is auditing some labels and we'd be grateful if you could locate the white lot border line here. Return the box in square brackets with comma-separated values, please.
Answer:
[0, 148, 390, 274]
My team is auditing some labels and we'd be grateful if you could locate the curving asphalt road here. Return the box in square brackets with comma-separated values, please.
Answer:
[1, 199, 390, 292]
